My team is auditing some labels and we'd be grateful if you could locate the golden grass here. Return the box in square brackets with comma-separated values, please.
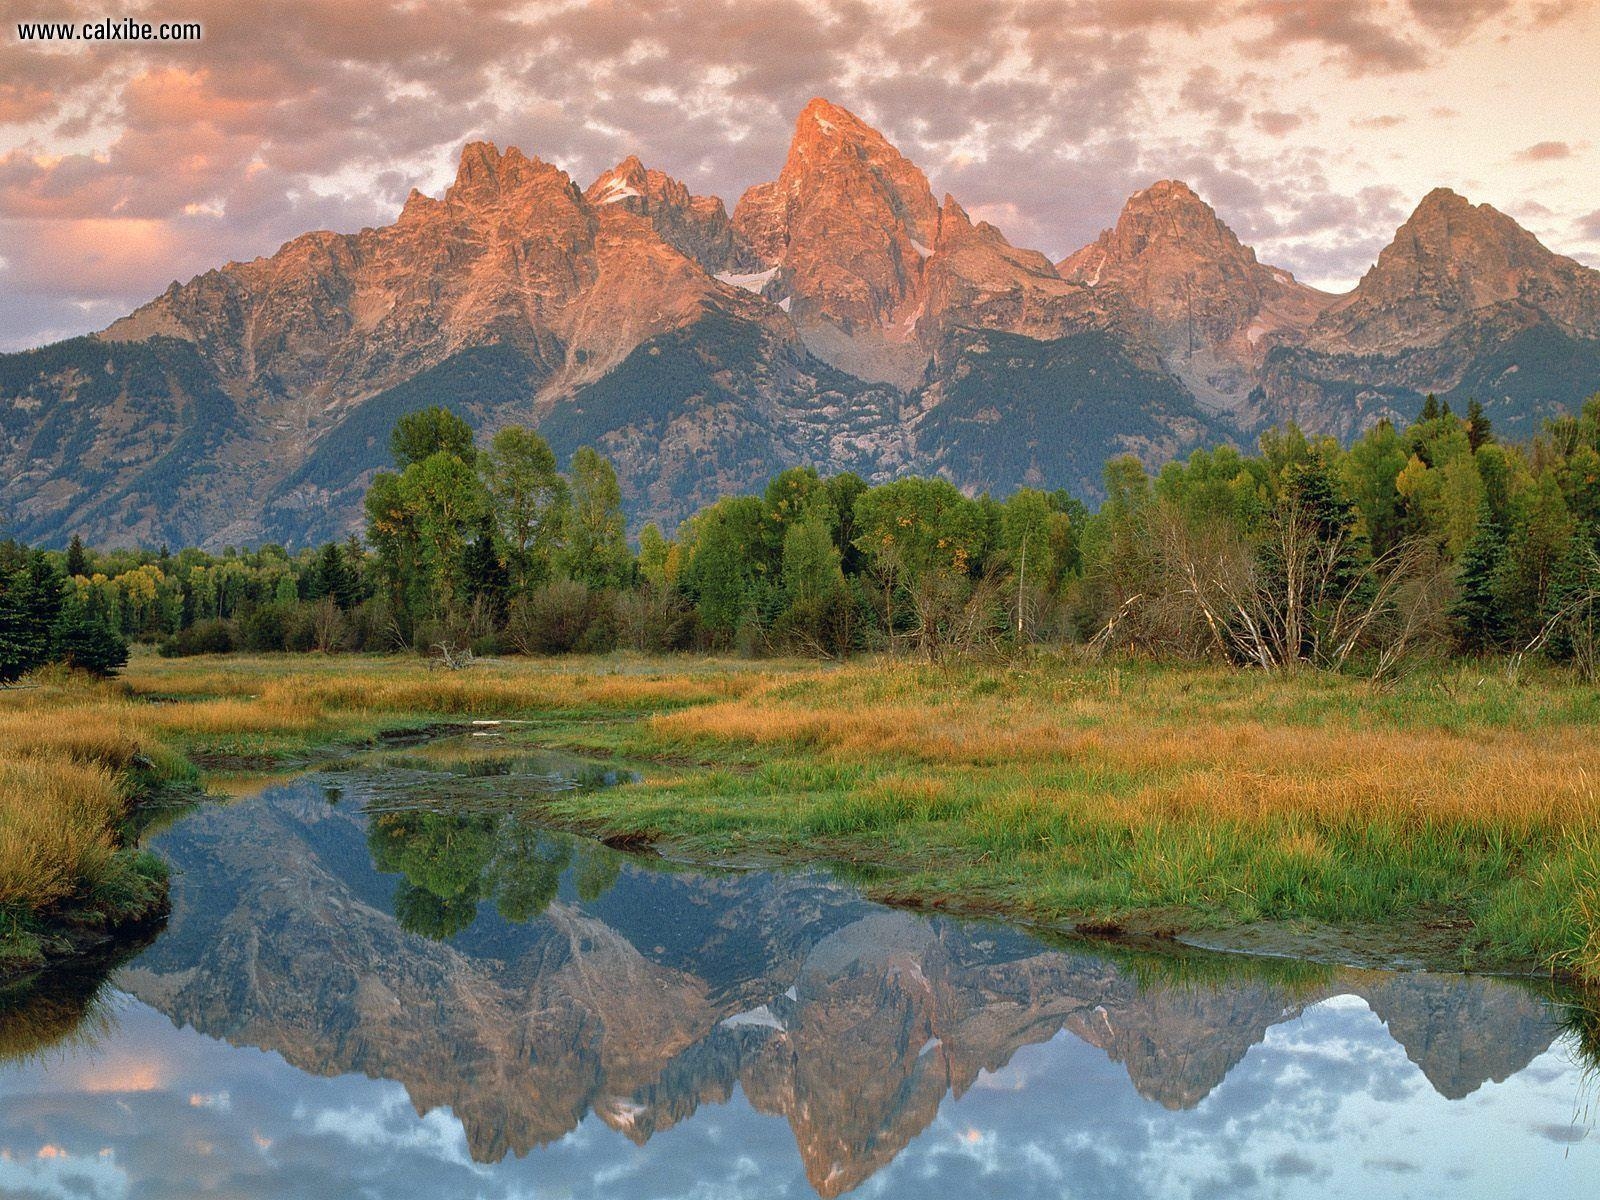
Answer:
[0, 759, 120, 909]
[652, 671, 1600, 841]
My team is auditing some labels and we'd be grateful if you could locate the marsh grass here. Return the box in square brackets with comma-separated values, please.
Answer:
[532, 656, 1600, 984]
[0, 759, 120, 910]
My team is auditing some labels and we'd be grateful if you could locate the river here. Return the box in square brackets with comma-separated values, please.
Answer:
[1, 742, 1595, 1198]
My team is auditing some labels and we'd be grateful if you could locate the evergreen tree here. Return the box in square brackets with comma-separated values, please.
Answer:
[1538, 504, 1600, 667]
[0, 553, 52, 683]
[1420, 393, 1441, 422]
[308, 542, 360, 609]
[462, 514, 510, 621]
[52, 595, 129, 676]
[22, 551, 63, 646]
[1449, 507, 1507, 654]
[1466, 398, 1493, 451]
[1260, 453, 1373, 664]
[1496, 474, 1574, 643]
[65, 533, 89, 578]
[1289, 452, 1369, 598]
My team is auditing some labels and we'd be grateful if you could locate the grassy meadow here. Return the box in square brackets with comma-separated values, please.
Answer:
[4, 650, 1600, 985]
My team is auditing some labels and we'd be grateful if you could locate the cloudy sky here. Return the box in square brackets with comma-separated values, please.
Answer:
[2, 0, 1598, 350]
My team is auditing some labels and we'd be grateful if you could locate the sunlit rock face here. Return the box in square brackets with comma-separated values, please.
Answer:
[1059, 179, 1335, 423]
[585, 155, 759, 277]
[113, 766, 1566, 1194]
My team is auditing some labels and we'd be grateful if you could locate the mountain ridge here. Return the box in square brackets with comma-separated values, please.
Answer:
[3, 98, 1598, 549]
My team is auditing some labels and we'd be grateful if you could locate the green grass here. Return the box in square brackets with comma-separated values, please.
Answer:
[515, 655, 1600, 983]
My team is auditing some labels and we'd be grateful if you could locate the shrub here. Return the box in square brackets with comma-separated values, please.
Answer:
[159, 618, 235, 657]
[508, 580, 607, 654]
[237, 601, 293, 651]
[615, 587, 697, 652]
[346, 595, 404, 652]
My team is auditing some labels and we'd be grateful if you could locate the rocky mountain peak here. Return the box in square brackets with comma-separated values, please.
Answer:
[730, 98, 941, 383]
[1060, 179, 1258, 284]
[586, 155, 650, 204]
[782, 98, 940, 244]
[1311, 186, 1600, 353]
[1385, 187, 1546, 270]
[445, 140, 576, 208]
[1057, 178, 1334, 418]
[933, 195, 973, 250]
[584, 156, 752, 274]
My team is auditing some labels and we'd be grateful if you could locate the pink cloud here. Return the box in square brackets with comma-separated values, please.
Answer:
[1515, 140, 1573, 162]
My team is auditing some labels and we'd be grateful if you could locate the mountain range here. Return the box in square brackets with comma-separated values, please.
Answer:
[4, 97, 1599, 549]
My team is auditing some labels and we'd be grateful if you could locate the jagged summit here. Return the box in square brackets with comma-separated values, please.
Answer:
[445, 140, 576, 205]
[726, 97, 944, 384]
[583, 155, 753, 273]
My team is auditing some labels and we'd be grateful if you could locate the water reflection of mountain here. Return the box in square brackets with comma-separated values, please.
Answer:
[117, 770, 1567, 1198]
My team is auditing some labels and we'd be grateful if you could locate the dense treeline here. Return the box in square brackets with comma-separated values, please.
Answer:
[0, 541, 127, 681]
[6, 393, 1599, 676]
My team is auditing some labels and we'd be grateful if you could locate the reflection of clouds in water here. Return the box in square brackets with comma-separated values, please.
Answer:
[297, 1088, 487, 1173]
[0, 1145, 128, 1200]
[802, 1001, 1596, 1200]
[0, 994, 1594, 1199]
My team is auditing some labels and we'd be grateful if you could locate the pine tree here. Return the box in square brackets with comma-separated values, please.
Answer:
[1420, 393, 1441, 422]
[309, 542, 359, 609]
[52, 596, 129, 676]
[1450, 506, 1506, 654]
[462, 514, 510, 621]
[1255, 453, 1373, 666]
[1466, 398, 1493, 451]
[65, 533, 89, 578]
[0, 548, 60, 683]
[1541, 531, 1600, 670]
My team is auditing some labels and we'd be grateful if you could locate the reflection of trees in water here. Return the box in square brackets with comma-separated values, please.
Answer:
[367, 809, 622, 938]
[1121, 942, 1335, 995]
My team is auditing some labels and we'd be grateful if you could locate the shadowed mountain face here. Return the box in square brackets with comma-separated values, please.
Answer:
[48, 751, 1568, 1198]
[8, 101, 1595, 549]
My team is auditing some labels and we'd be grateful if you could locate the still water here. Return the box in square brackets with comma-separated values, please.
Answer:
[0, 745, 1596, 1198]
